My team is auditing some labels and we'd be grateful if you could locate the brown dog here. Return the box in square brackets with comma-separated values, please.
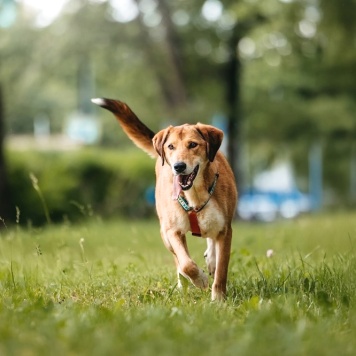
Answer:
[92, 98, 237, 300]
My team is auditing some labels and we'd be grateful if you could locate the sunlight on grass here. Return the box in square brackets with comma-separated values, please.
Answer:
[0, 212, 355, 355]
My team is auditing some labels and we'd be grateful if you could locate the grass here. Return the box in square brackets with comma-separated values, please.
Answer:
[0, 212, 355, 355]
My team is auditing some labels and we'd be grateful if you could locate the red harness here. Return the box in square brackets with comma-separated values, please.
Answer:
[188, 211, 202, 237]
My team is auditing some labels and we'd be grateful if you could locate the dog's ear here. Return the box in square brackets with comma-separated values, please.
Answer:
[152, 126, 172, 166]
[195, 123, 223, 162]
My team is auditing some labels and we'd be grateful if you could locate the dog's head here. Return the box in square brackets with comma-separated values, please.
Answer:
[153, 123, 223, 197]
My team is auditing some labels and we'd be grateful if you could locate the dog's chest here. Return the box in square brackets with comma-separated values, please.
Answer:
[198, 205, 225, 237]
[179, 201, 225, 238]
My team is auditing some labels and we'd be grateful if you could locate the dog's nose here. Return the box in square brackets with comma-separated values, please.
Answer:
[173, 162, 187, 173]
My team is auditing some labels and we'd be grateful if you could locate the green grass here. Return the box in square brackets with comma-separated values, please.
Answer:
[0, 213, 355, 355]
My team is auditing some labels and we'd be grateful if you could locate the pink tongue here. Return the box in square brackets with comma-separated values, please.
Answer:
[172, 175, 182, 200]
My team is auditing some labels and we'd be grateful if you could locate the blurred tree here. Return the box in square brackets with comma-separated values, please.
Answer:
[223, 9, 267, 189]
[0, 85, 12, 224]
[0, 0, 355, 204]
[230, 0, 356, 200]
[0, 0, 17, 224]
[132, 0, 188, 115]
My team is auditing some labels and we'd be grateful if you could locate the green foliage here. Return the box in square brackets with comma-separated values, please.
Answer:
[2, 0, 355, 138]
[1, 0, 356, 207]
[6, 148, 155, 225]
[0, 213, 355, 355]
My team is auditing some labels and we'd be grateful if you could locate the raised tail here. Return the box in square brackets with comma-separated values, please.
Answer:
[91, 98, 157, 158]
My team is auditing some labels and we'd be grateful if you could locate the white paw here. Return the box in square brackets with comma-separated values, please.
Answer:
[178, 268, 209, 290]
[204, 239, 216, 277]
[192, 268, 209, 290]
[204, 252, 216, 276]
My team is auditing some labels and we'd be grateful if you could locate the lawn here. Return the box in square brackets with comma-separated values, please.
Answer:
[0, 212, 355, 355]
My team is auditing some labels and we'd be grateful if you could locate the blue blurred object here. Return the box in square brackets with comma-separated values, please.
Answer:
[309, 143, 323, 211]
[0, 0, 17, 28]
[145, 186, 155, 206]
[238, 161, 311, 221]
[238, 188, 311, 222]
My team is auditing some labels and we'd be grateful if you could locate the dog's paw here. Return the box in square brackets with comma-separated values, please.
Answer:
[192, 268, 209, 290]
[204, 252, 216, 276]
[211, 283, 226, 301]
[178, 263, 209, 290]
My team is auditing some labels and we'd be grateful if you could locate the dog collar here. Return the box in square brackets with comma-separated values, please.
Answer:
[177, 173, 219, 237]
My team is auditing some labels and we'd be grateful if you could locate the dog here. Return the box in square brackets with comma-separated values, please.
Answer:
[91, 98, 237, 301]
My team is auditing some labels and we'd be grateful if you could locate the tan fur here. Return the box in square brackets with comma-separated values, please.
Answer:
[92, 98, 238, 301]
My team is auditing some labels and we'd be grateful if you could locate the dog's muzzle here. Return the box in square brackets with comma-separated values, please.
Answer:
[172, 164, 199, 200]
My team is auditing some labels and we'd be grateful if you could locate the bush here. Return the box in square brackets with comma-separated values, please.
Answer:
[6, 148, 156, 225]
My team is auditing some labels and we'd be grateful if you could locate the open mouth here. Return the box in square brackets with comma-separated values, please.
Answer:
[172, 165, 199, 200]
[178, 165, 199, 190]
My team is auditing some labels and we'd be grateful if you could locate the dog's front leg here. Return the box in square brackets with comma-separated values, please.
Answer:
[212, 227, 232, 301]
[166, 230, 208, 290]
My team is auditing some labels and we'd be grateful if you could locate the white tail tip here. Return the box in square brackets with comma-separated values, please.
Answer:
[91, 98, 106, 106]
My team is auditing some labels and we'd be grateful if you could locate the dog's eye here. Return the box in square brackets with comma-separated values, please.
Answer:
[168, 144, 174, 150]
[188, 142, 198, 149]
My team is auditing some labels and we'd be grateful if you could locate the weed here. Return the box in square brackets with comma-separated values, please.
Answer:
[29, 172, 51, 224]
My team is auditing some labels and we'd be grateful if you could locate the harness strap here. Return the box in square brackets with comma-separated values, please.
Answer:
[189, 211, 201, 237]
[177, 173, 219, 237]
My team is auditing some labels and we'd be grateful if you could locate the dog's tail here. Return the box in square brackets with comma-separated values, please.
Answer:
[91, 98, 157, 158]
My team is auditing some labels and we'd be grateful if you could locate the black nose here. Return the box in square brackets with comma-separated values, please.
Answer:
[173, 162, 187, 173]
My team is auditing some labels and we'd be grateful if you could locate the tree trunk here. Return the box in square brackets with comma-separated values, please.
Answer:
[0, 85, 13, 225]
[225, 15, 267, 191]
[156, 0, 187, 107]
[133, 0, 187, 114]
[225, 28, 243, 190]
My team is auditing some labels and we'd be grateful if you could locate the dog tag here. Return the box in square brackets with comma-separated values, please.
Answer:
[189, 211, 201, 237]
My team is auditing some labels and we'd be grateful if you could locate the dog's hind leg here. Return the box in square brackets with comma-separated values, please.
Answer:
[211, 227, 232, 301]
[204, 238, 216, 276]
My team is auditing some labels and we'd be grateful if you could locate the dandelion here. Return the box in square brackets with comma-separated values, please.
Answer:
[79, 238, 87, 262]
[266, 249, 274, 258]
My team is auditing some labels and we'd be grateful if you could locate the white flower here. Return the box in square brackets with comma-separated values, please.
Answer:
[266, 249, 274, 258]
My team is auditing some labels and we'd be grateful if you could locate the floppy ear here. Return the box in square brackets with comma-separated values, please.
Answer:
[152, 126, 172, 166]
[195, 123, 223, 162]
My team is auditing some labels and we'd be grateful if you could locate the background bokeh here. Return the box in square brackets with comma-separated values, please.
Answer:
[0, 0, 355, 224]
